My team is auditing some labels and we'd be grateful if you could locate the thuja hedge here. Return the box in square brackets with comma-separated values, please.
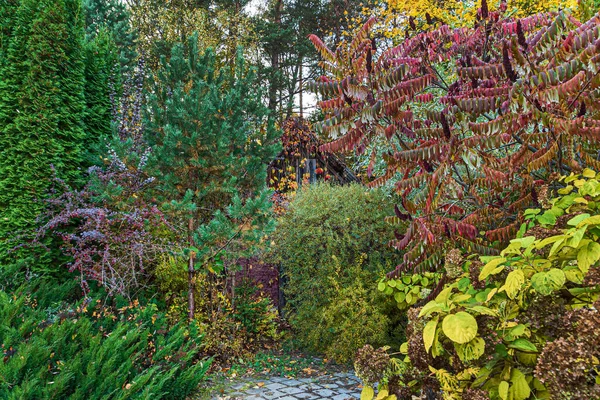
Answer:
[0, 280, 210, 399]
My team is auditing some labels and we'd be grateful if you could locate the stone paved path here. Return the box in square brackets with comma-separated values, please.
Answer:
[212, 371, 362, 400]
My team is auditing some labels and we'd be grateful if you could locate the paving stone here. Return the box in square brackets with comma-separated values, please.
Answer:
[294, 392, 321, 399]
[283, 379, 303, 386]
[266, 382, 287, 391]
[278, 397, 300, 400]
[280, 386, 304, 395]
[297, 384, 323, 391]
[314, 388, 336, 397]
[269, 376, 288, 383]
[263, 390, 286, 399]
[332, 394, 357, 400]
[320, 382, 339, 389]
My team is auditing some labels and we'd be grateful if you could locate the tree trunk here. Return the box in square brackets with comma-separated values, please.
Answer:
[187, 217, 196, 320]
[268, 0, 283, 113]
[299, 55, 303, 117]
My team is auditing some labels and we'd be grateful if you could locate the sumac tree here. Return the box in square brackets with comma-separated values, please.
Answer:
[308, 6, 600, 277]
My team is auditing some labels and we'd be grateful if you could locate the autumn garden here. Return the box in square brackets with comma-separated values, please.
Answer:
[2, 0, 600, 399]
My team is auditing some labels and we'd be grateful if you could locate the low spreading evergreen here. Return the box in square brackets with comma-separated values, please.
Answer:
[0, 280, 210, 399]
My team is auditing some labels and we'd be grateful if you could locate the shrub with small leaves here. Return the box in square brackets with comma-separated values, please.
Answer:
[272, 183, 399, 360]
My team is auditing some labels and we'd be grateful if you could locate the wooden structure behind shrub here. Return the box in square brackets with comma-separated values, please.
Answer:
[268, 117, 359, 192]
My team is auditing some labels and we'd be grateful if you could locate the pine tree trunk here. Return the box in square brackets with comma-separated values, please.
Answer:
[268, 0, 283, 113]
[299, 55, 303, 117]
[187, 217, 196, 320]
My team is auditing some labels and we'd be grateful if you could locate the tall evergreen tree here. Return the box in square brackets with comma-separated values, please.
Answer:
[146, 37, 280, 319]
[83, 0, 137, 74]
[82, 29, 119, 166]
[0, 0, 20, 132]
[0, 0, 87, 268]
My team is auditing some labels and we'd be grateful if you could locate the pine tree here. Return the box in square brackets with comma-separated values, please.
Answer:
[0, 0, 87, 268]
[146, 37, 281, 319]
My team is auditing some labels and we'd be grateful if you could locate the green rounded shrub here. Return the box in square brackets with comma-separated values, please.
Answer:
[271, 183, 401, 362]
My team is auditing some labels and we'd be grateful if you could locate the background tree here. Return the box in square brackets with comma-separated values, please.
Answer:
[254, 0, 376, 121]
[125, 0, 259, 71]
[344, 0, 582, 43]
[146, 37, 280, 319]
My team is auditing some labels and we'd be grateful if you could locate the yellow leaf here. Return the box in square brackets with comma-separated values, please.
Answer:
[499, 381, 509, 400]
[361, 385, 374, 400]
[486, 288, 498, 302]
[479, 257, 507, 280]
[503, 270, 525, 299]
[423, 317, 438, 353]
[582, 168, 596, 178]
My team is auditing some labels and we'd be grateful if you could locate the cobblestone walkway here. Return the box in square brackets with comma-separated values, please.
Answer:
[212, 371, 362, 400]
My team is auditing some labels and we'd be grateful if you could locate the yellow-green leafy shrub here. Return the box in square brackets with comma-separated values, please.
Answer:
[271, 183, 401, 362]
[360, 169, 600, 400]
[308, 256, 393, 363]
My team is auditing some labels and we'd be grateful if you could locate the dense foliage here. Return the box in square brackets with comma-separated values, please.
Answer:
[308, 2, 600, 399]
[358, 170, 600, 399]
[271, 183, 401, 362]
[0, 0, 88, 269]
[310, 5, 600, 277]
[0, 281, 210, 399]
[1, 0, 286, 392]
[2, 0, 600, 397]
